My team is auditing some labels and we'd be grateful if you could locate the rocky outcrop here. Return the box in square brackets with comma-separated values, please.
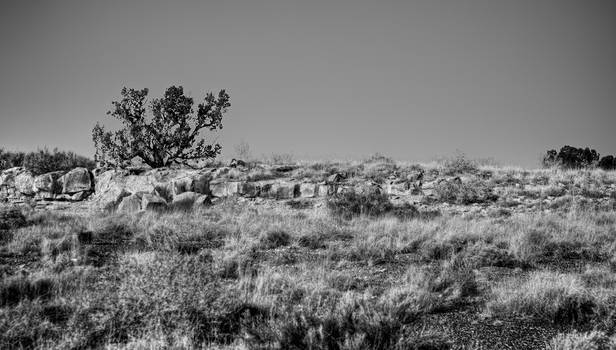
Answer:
[0, 167, 94, 203]
[60, 167, 93, 194]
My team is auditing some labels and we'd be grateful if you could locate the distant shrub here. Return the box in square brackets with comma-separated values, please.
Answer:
[0, 148, 25, 171]
[434, 178, 497, 205]
[269, 153, 294, 164]
[543, 146, 600, 169]
[598, 155, 616, 171]
[361, 153, 398, 183]
[22, 147, 95, 175]
[439, 152, 479, 176]
[327, 191, 421, 221]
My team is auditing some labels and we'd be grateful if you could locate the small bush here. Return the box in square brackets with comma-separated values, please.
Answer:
[0, 207, 27, 230]
[0, 275, 55, 306]
[328, 192, 424, 221]
[486, 272, 596, 325]
[549, 330, 616, 350]
[298, 233, 326, 249]
[434, 179, 497, 205]
[439, 152, 479, 176]
[258, 230, 291, 249]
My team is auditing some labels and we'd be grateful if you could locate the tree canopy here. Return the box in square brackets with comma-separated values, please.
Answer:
[92, 86, 230, 168]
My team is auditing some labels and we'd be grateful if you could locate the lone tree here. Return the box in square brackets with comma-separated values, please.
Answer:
[92, 85, 230, 168]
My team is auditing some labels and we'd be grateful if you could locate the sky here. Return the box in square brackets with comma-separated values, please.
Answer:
[0, 0, 615, 167]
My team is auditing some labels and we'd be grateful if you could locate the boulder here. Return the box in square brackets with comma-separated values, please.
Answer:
[298, 183, 317, 198]
[60, 167, 93, 194]
[326, 173, 345, 184]
[141, 193, 167, 211]
[71, 191, 90, 201]
[227, 182, 241, 196]
[0, 167, 25, 188]
[171, 177, 194, 196]
[193, 173, 211, 194]
[317, 184, 331, 197]
[33, 171, 63, 194]
[239, 182, 260, 197]
[210, 181, 228, 197]
[118, 193, 143, 213]
[271, 182, 298, 199]
[95, 185, 131, 211]
[15, 171, 35, 195]
[194, 194, 212, 207]
[171, 191, 199, 209]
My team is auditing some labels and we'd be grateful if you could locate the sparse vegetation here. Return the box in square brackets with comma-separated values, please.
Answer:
[2, 158, 616, 349]
[0, 147, 94, 174]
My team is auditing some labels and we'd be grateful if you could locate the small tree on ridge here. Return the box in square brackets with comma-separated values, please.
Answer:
[92, 86, 230, 168]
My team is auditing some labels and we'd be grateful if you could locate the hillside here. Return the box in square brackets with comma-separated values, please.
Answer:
[1, 157, 616, 349]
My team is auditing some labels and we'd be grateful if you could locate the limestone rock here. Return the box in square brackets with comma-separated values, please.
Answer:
[60, 167, 93, 194]
[0, 167, 25, 188]
[317, 184, 331, 197]
[118, 193, 142, 213]
[270, 182, 298, 199]
[171, 177, 194, 196]
[171, 191, 199, 209]
[71, 191, 90, 201]
[33, 171, 63, 194]
[193, 173, 211, 194]
[239, 182, 260, 197]
[326, 173, 345, 184]
[210, 181, 228, 197]
[299, 183, 317, 198]
[15, 171, 35, 195]
[95, 185, 131, 211]
[194, 194, 212, 207]
[141, 193, 167, 211]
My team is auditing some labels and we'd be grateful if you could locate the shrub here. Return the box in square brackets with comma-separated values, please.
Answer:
[549, 331, 616, 350]
[22, 147, 95, 175]
[486, 272, 596, 325]
[543, 146, 600, 169]
[0, 207, 26, 230]
[434, 178, 497, 205]
[439, 152, 479, 176]
[0, 148, 25, 170]
[0, 275, 55, 306]
[598, 155, 616, 171]
[258, 230, 291, 249]
[327, 191, 393, 220]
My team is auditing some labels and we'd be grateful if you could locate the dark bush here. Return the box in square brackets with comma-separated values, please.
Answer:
[1, 147, 94, 174]
[543, 146, 600, 169]
[0, 148, 25, 171]
[598, 155, 616, 171]
[327, 191, 393, 220]
[258, 230, 291, 249]
[22, 147, 95, 175]
[0, 275, 55, 306]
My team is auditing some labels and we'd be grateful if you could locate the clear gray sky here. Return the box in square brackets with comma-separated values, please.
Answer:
[1, 0, 615, 166]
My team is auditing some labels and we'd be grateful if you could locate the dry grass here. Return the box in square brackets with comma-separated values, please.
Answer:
[1, 163, 616, 349]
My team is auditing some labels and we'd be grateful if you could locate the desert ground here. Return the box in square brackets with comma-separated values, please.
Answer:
[2, 155, 616, 349]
